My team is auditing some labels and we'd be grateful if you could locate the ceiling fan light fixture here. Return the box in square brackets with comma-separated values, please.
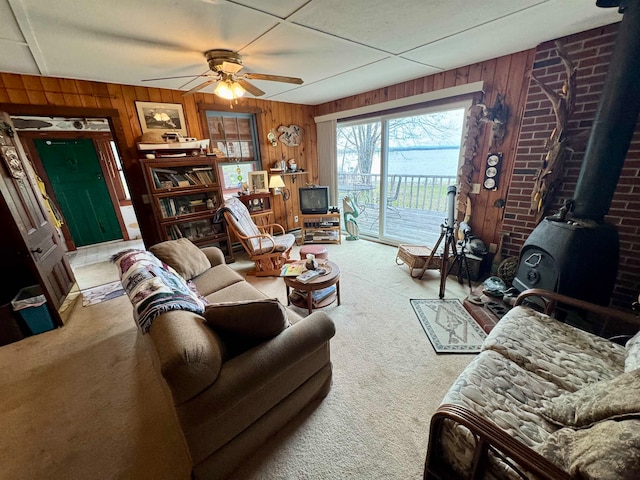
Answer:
[231, 81, 246, 98]
[214, 80, 245, 100]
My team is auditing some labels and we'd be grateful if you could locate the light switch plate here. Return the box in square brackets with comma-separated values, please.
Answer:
[471, 183, 481, 194]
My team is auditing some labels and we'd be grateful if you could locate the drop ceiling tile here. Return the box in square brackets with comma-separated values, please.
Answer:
[20, 0, 279, 80]
[289, 0, 545, 55]
[230, 0, 310, 18]
[0, 0, 24, 42]
[239, 22, 390, 91]
[268, 56, 441, 105]
[404, 0, 623, 71]
[0, 42, 39, 75]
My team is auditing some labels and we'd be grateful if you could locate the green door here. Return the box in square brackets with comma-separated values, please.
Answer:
[35, 139, 122, 247]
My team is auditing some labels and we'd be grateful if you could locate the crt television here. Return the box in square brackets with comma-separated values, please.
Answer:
[299, 186, 329, 215]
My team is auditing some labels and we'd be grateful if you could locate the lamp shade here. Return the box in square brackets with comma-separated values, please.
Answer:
[269, 174, 285, 189]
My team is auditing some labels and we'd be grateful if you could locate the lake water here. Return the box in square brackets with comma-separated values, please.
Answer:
[340, 148, 461, 178]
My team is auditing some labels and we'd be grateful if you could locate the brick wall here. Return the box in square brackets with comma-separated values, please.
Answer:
[502, 23, 640, 310]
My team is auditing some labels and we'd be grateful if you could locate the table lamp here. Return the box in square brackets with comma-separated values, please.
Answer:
[269, 174, 286, 195]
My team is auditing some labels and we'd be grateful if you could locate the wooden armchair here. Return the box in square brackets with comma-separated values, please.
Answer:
[222, 196, 296, 276]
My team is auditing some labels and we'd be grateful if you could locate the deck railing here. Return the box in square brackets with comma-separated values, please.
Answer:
[338, 172, 457, 213]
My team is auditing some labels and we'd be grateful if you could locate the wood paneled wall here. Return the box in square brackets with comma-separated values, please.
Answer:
[0, 73, 317, 244]
[314, 50, 536, 251]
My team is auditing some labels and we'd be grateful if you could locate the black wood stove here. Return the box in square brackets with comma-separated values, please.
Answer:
[513, 0, 640, 305]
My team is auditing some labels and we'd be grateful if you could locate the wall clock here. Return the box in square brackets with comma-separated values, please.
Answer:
[483, 153, 503, 190]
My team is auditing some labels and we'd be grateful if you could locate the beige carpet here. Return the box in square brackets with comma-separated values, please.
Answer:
[0, 276, 191, 479]
[0, 237, 476, 480]
[227, 239, 475, 480]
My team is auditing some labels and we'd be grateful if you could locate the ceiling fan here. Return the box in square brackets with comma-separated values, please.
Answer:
[142, 49, 303, 98]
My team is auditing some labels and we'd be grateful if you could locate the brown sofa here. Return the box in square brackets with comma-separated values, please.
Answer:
[114, 239, 336, 480]
[424, 288, 640, 480]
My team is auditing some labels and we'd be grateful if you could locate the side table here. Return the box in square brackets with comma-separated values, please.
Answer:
[283, 261, 341, 314]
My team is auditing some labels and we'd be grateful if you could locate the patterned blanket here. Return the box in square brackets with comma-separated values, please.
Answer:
[112, 249, 206, 333]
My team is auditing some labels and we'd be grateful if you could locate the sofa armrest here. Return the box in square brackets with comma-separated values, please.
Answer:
[425, 404, 571, 480]
[200, 246, 226, 267]
[183, 311, 335, 413]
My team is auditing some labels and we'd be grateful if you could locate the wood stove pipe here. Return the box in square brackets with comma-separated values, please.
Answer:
[572, 0, 640, 221]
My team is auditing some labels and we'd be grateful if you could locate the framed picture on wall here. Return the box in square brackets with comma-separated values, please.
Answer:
[248, 170, 269, 193]
[135, 101, 187, 136]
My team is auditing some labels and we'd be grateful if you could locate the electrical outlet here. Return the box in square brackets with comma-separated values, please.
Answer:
[471, 183, 481, 194]
[294, 215, 299, 223]
[489, 243, 498, 253]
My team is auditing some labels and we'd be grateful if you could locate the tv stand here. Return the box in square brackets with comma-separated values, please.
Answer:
[300, 213, 341, 244]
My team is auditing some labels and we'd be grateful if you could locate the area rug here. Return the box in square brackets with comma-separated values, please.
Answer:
[81, 281, 125, 307]
[410, 298, 487, 353]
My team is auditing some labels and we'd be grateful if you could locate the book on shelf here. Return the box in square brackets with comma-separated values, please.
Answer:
[296, 269, 321, 283]
[311, 285, 336, 303]
[280, 262, 305, 277]
[289, 285, 336, 305]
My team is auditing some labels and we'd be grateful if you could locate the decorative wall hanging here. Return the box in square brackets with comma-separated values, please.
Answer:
[277, 124, 303, 147]
[135, 101, 187, 136]
[456, 101, 483, 217]
[267, 129, 278, 146]
[478, 93, 509, 148]
[1, 146, 26, 179]
[529, 41, 577, 224]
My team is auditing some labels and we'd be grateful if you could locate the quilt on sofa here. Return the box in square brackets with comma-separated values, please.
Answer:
[112, 249, 206, 333]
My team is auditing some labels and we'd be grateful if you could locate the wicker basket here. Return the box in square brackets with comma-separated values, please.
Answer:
[396, 244, 442, 278]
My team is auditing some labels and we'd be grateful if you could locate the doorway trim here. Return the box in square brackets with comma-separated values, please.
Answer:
[0, 104, 136, 251]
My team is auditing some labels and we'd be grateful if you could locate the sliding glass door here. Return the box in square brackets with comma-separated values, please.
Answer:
[337, 102, 467, 246]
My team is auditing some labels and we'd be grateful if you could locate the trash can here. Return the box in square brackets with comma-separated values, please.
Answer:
[11, 285, 55, 335]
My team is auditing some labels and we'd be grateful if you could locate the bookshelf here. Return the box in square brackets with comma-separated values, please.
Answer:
[141, 157, 233, 261]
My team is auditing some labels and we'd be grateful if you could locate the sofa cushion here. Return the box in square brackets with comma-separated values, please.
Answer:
[625, 330, 640, 373]
[204, 298, 290, 339]
[438, 350, 563, 478]
[537, 419, 640, 480]
[204, 281, 268, 304]
[191, 264, 245, 298]
[539, 369, 640, 428]
[150, 238, 211, 280]
[482, 305, 625, 391]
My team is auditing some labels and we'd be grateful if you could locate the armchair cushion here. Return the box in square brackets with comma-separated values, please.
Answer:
[150, 238, 211, 280]
[539, 369, 640, 428]
[224, 197, 295, 255]
[537, 419, 640, 480]
[204, 298, 290, 339]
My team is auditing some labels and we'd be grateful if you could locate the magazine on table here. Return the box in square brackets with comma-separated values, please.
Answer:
[280, 261, 305, 276]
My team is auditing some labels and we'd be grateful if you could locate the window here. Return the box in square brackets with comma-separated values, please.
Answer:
[337, 101, 468, 246]
[204, 111, 261, 197]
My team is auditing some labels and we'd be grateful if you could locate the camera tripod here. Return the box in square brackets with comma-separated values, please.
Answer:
[434, 223, 473, 299]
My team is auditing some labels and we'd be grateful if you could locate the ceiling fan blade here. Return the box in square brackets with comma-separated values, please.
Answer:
[142, 74, 208, 81]
[183, 78, 219, 96]
[242, 73, 304, 85]
[236, 79, 265, 97]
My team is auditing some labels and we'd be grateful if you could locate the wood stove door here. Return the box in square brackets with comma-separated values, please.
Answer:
[513, 249, 558, 294]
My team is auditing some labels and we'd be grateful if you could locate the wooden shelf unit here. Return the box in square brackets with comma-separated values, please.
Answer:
[141, 156, 233, 262]
[300, 213, 341, 244]
[237, 192, 273, 227]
